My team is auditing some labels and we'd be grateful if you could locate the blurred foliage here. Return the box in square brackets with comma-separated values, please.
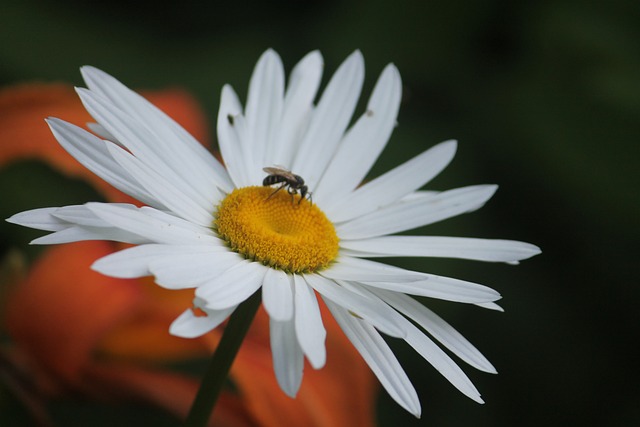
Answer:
[1, 0, 638, 425]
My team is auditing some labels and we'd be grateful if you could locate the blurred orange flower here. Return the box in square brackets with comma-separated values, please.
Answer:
[0, 83, 376, 426]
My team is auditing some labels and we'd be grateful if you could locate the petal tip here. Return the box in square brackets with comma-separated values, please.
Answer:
[44, 116, 62, 127]
[306, 49, 322, 60]
[258, 48, 283, 67]
[439, 139, 458, 156]
[345, 49, 365, 68]
[528, 244, 542, 257]
[79, 65, 103, 80]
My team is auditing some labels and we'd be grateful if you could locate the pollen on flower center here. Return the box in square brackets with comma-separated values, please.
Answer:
[214, 186, 339, 273]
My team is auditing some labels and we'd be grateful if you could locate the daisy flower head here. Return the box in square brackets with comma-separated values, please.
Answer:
[8, 49, 540, 417]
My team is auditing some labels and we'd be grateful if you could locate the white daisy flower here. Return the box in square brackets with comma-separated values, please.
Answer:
[7, 49, 540, 417]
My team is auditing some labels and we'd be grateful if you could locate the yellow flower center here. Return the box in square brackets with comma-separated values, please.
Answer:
[214, 186, 339, 273]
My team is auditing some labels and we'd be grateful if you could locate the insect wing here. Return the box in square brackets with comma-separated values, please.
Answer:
[263, 166, 297, 181]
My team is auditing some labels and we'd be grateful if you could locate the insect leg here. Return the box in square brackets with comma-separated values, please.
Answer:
[267, 183, 287, 200]
[287, 186, 298, 204]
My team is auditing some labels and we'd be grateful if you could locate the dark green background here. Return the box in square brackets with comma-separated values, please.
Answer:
[1, 0, 638, 425]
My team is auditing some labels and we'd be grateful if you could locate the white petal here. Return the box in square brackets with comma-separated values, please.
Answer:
[337, 185, 498, 239]
[361, 275, 501, 304]
[474, 302, 504, 312]
[303, 274, 405, 338]
[7, 207, 70, 231]
[324, 258, 500, 303]
[170, 306, 235, 338]
[30, 225, 148, 245]
[86, 203, 218, 245]
[347, 283, 484, 402]
[76, 89, 225, 211]
[217, 85, 250, 187]
[149, 251, 245, 289]
[136, 205, 215, 234]
[92, 243, 220, 278]
[52, 204, 130, 228]
[269, 50, 324, 167]
[314, 63, 402, 203]
[340, 236, 541, 263]
[373, 289, 496, 374]
[105, 142, 215, 226]
[403, 318, 483, 403]
[321, 256, 424, 282]
[326, 300, 421, 417]
[20, 204, 150, 245]
[244, 49, 285, 184]
[325, 140, 457, 221]
[46, 118, 158, 207]
[291, 50, 365, 188]
[197, 261, 267, 310]
[77, 88, 224, 211]
[86, 122, 116, 141]
[292, 274, 326, 369]
[80, 66, 233, 192]
[270, 318, 304, 397]
[262, 268, 294, 321]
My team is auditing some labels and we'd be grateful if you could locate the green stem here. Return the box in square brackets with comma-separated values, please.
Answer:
[183, 290, 262, 427]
